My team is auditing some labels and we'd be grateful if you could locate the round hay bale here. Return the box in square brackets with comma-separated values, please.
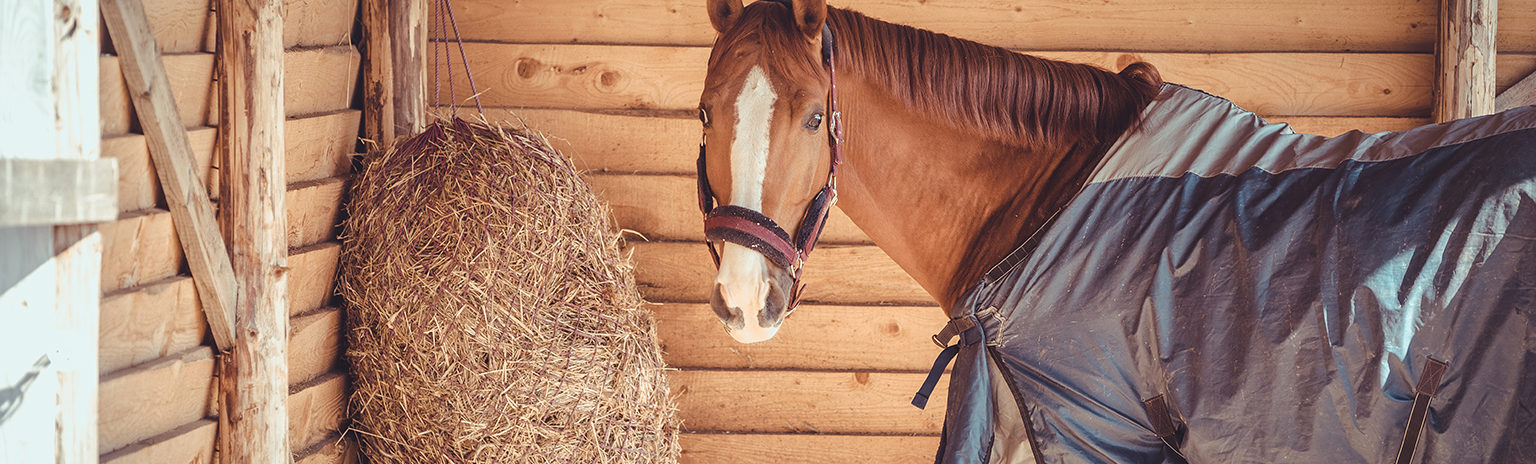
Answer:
[339, 117, 679, 463]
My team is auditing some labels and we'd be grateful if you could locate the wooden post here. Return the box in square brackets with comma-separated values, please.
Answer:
[101, 0, 240, 350]
[362, 0, 395, 147]
[1434, 0, 1497, 123]
[392, 0, 427, 136]
[52, 0, 102, 460]
[216, 0, 290, 461]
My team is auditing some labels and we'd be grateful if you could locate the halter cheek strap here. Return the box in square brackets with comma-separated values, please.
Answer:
[697, 23, 844, 313]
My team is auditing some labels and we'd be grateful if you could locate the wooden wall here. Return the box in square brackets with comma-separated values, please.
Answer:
[435, 0, 1536, 463]
[95, 0, 359, 461]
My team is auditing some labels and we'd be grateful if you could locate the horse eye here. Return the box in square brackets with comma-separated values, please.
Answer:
[806, 113, 824, 130]
[698, 107, 711, 127]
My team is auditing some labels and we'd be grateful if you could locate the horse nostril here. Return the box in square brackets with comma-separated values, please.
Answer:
[711, 284, 745, 330]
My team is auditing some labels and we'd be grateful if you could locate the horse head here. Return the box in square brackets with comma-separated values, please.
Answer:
[697, 0, 838, 343]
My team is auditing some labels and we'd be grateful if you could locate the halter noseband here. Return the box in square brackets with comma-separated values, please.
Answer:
[697, 20, 845, 315]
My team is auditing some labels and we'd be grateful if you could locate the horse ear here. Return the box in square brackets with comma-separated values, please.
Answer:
[792, 0, 828, 40]
[707, 0, 744, 33]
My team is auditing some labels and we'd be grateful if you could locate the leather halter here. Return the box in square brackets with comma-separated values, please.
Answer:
[697, 20, 845, 315]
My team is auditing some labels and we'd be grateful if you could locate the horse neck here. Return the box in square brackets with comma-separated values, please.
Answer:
[833, 77, 1090, 309]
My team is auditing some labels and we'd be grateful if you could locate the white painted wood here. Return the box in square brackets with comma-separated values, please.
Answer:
[0, 0, 102, 460]
[0, 226, 59, 464]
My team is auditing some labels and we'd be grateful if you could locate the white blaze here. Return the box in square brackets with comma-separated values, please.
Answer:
[716, 66, 779, 344]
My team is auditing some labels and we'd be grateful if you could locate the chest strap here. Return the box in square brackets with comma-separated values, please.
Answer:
[912, 315, 981, 409]
[1394, 358, 1448, 464]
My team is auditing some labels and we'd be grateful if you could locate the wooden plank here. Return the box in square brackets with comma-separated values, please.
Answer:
[294, 434, 358, 464]
[679, 433, 939, 464]
[487, 111, 1437, 175]
[99, 275, 207, 374]
[361, 0, 394, 147]
[288, 242, 341, 315]
[1434, 0, 1498, 122]
[479, 108, 696, 173]
[99, 52, 214, 136]
[391, 0, 427, 136]
[443, 0, 1536, 54]
[669, 370, 945, 434]
[287, 373, 348, 452]
[102, 126, 217, 212]
[1266, 117, 1431, 137]
[655, 303, 945, 370]
[286, 177, 346, 249]
[100, 419, 217, 464]
[216, 0, 292, 458]
[287, 308, 341, 386]
[629, 241, 933, 305]
[105, 111, 354, 210]
[444, 44, 1536, 118]
[0, 158, 119, 226]
[442, 0, 1441, 53]
[102, 0, 238, 349]
[588, 173, 866, 243]
[98, 346, 216, 454]
[286, 46, 361, 118]
[284, 0, 358, 49]
[100, 208, 183, 291]
[286, 110, 358, 184]
[1497, 70, 1536, 111]
[132, 0, 211, 54]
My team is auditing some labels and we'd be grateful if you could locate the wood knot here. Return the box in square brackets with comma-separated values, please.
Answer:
[515, 58, 541, 79]
[854, 372, 870, 385]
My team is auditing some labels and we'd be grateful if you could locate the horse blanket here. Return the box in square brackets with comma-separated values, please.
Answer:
[935, 84, 1536, 463]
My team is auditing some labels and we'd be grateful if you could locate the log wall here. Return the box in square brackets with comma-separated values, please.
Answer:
[96, 0, 359, 461]
[436, 1, 1536, 462]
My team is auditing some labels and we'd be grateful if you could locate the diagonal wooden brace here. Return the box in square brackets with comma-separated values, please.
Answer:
[101, 0, 238, 351]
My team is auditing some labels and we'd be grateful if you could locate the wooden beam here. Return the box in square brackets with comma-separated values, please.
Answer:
[100, 208, 183, 292]
[444, 44, 1441, 117]
[0, 158, 119, 226]
[101, 0, 238, 349]
[284, 110, 358, 184]
[98, 52, 215, 136]
[287, 308, 341, 386]
[655, 303, 946, 370]
[294, 434, 358, 464]
[1434, 0, 1498, 122]
[679, 433, 939, 464]
[286, 177, 347, 249]
[1496, 70, 1536, 111]
[102, 126, 216, 212]
[361, 0, 395, 147]
[628, 242, 933, 305]
[668, 370, 945, 434]
[288, 242, 341, 315]
[391, 0, 426, 136]
[98, 347, 216, 454]
[284, 0, 358, 49]
[216, 0, 291, 460]
[287, 373, 348, 451]
[286, 46, 361, 118]
[100, 419, 217, 464]
[100, 276, 206, 374]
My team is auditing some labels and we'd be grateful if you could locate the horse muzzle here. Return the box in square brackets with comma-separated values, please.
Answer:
[710, 242, 796, 343]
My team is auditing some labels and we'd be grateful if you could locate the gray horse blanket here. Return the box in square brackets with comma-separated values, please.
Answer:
[935, 84, 1536, 463]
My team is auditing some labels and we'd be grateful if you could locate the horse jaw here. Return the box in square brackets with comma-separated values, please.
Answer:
[714, 243, 781, 343]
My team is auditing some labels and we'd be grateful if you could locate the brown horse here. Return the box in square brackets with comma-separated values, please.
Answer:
[697, 0, 1160, 343]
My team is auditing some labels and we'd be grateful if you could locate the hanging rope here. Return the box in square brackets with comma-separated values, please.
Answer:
[431, 0, 484, 118]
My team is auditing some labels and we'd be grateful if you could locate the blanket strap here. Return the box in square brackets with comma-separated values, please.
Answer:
[912, 315, 982, 409]
[1394, 358, 1448, 464]
[1143, 394, 1184, 456]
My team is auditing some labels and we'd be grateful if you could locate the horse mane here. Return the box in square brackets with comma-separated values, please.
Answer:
[825, 7, 1163, 149]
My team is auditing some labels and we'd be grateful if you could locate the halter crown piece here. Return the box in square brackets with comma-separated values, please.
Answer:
[696, 17, 845, 315]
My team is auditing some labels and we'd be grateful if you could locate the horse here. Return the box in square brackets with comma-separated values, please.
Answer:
[695, 0, 1536, 462]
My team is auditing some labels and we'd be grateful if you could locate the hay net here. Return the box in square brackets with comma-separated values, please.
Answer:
[340, 117, 679, 463]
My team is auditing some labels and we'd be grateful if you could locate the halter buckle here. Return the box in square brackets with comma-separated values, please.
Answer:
[830, 110, 845, 144]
